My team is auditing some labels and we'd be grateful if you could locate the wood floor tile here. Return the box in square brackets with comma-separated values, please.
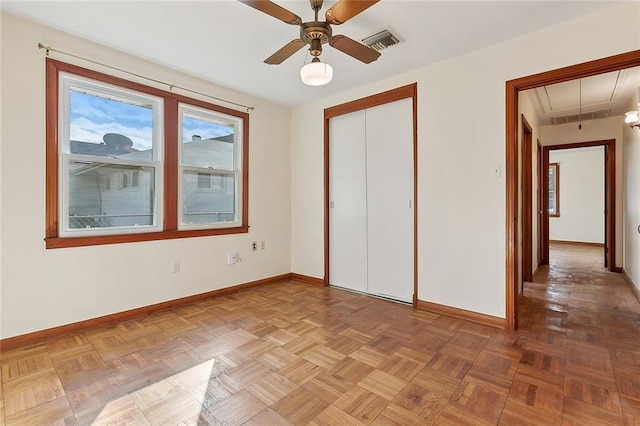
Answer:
[443, 379, 508, 424]
[141, 390, 203, 425]
[243, 407, 293, 426]
[309, 404, 363, 426]
[206, 389, 267, 425]
[3, 368, 65, 418]
[278, 358, 322, 385]
[188, 376, 232, 411]
[564, 376, 622, 413]
[303, 371, 354, 404]
[561, 396, 624, 425]
[301, 345, 346, 369]
[391, 377, 452, 422]
[516, 349, 565, 388]
[331, 357, 375, 384]
[348, 345, 388, 368]
[1, 243, 638, 424]
[615, 374, 640, 400]
[499, 399, 562, 426]
[4, 395, 75, 426]
[65, 376, 127, 424]
[425, 353, 472, 381]
[371, 402, 431, 425]
[1, 345, 54, 382]
[506, 378, 563, 415]
[245, 371, 298, 405]
[83, 395, 147, 426]
[358, 370, 407, 401]
[334, 385, 388, 424]
[619, 395, 640, 426]
[272, 387, 331, 425]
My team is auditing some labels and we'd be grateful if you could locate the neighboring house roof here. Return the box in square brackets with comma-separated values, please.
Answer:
[71, 133, 139, 156]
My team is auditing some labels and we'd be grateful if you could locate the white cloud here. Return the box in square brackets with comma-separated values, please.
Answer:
[71, 117, 154, 151]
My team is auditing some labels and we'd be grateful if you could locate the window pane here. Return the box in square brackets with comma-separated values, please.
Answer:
[182, 113, 234, 170]
[182, 171, 236, 225]
[68, 160, 155, 229]
[69, 90, 154, 162]
[548, 163, 558, 215]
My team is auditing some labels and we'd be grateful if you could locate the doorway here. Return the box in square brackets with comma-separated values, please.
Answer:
[505, 49, 640, 330]
[540, 140, 615, 272]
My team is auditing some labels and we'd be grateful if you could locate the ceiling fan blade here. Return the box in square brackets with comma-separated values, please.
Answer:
[325, 0, 380, 25]
[330, 35, 380, 64]
[264, 39, 307, 64]
[238, 0, 302, 25]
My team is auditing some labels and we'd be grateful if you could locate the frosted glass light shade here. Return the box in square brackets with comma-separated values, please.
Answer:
[300, 61, 333, 86]
[625, 111, 639, 124]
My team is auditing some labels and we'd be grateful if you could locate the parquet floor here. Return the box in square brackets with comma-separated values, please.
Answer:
[1, 242, 639, 425]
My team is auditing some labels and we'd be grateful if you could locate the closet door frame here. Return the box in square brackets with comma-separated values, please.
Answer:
[324, 83, 419, 306]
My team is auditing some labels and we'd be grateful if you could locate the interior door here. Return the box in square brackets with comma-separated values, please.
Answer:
[329, 110, 368, 292]
[365, 98, 414, 302]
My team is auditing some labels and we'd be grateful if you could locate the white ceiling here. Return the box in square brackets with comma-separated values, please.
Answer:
[1, 1, 626, 107]
[528, 67, 640, 125]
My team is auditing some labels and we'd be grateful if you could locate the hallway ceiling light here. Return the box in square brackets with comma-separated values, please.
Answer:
[625, 111, 640, 129]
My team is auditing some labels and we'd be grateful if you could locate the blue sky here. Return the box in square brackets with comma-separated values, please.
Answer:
[70, 91, 234, 151]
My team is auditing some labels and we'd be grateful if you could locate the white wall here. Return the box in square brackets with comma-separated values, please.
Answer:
[541, 116, 624, 266]
[623, 96, 640, 292]
[290, 3, 640, 318]
[548, 147, 605, 244]
[0, 13, 292, 339]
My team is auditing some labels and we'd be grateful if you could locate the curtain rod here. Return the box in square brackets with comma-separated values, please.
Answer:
[38, 43, 255, 112]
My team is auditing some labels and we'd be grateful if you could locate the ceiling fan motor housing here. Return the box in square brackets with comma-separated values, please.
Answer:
[301, 21, 332, 56]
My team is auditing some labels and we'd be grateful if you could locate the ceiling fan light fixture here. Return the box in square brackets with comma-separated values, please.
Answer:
[300, 57, 333, 86]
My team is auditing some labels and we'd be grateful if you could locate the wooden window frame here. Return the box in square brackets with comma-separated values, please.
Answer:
[45, 58, 249, 249]
[548, 162, 560, 217]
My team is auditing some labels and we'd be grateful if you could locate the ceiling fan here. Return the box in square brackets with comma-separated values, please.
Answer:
[238, 0, 381, 65]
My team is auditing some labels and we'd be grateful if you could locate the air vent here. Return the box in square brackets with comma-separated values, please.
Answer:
[551, 109, 611, 125]
[362, 28, 402, 52]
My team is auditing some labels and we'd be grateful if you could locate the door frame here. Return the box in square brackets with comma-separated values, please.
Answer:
[505, 49, 640, 330]
[324, 83, 418, 306]
[537, 139, 545, 266]
[521, 115, 533, 284]
[542, 140, 615, 270]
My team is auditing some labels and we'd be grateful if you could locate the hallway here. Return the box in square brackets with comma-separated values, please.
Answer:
[518, 242, 640, 424]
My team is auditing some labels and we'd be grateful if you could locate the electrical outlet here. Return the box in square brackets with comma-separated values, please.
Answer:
[261, 240, 266, 250]
[251, 241, 257, 251]
[172, 261, 180, 273]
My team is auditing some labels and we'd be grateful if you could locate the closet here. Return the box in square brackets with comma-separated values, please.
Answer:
[328, 95, 414, 303]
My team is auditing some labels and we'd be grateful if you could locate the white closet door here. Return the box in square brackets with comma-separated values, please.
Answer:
[365, 98, 414, 302]
[329, 110, 368, 293]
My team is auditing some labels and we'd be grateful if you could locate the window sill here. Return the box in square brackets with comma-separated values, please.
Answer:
[45, 226, 249, 249]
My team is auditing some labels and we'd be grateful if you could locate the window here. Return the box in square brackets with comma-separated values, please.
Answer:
[46, 59, 249, 248]
[548, 162, 559, 217]
[179, 105, 242, 228]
